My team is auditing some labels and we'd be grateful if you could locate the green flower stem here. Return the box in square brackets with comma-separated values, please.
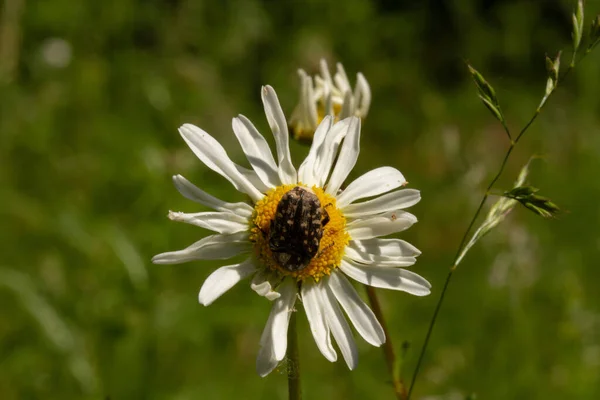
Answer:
[366, 286, 406, 400]
[406, 55, 585, 400]
[287, 311, 302, 400]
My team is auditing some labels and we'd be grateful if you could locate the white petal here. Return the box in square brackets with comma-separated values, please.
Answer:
[256, 310, 279, 377]
[344, 245, 417, 267]
[168, 210, 248, 234]
[324, 86, 334, 116]
[260, 280, 297, 360]
[334, 62, 351, 93]
[288, 71, 304, 128]
[314, 118, 351, 187]
[232, 115, 280, 188]
[349, 238, 421, 258]
[236, 164, 271, 193]
[320, 59, 334, 86]
[198, 258, 257, 306]
[251, 271, 282, 301]
[339, 90, 353, 119]
[336, 167, 407, 208]
[261, 86, 297, 184]
[344, 238, 421, 267]
[296, 70, 309, 126]
[172, 175, 253, 217]
[342, 189, 420, 218]
[326, 117, 361, 195]
[300, 71, 318, 130]
[152, 232, 250, 264]
[301, 280, 337, 362]
[319, 282, 358, 370]
[306, 76, 318, 128]
[355, 72, 371, 117]
[298, 116, 332, 186]
[179, 124, 263, 202]
[313, 77, 326, 98]
[327, 271, 385, 346]
[346, 210, 417, 240]
[352, 75, 362, 114]
[256, 281, 297, 376]
[255, 349, 277, 377]
[340, 259, 431, 296]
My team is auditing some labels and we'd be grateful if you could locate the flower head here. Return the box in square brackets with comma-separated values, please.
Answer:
[153, 86, 429, 376]
[289, 59, 371, 142]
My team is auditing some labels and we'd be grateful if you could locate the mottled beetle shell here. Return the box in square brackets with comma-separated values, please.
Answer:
[268, 186, 329, 272]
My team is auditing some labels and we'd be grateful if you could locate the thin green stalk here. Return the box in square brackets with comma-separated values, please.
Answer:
[366, 286, 406, 400]
[407, 53, 586, 400]
[406, 265, 454, 399]
[287, 312, 301, 400]
[407, 143, 515, 399]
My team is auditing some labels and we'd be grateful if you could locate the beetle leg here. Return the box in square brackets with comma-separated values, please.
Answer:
[322, 208, 330, 227]
[269, 243, 289, 252]
[316, 241, 335, 257]
[259, 224, 269, 237]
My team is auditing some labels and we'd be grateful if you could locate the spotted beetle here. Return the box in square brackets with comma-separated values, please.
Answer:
[268, 186, 329, 272]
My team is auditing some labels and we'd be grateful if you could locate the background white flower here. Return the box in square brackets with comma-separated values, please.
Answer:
[289, 59, 371, 141]
[153, 85, 430, 377]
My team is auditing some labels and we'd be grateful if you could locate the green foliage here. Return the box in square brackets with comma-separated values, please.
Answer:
[503, 186, 561, 219]
[1, 0, 600, 399]
[588, 15, 600, 51]
[467, 64, 506, 125]
[572, 0, 585, 54]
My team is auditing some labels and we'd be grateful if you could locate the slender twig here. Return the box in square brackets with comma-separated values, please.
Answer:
[287, 312, 301, 400]
[500, 118, 512, 140]
[407, 143, 515, 398]
[366, 286, 407, 400]
[407, 51, 588, 400]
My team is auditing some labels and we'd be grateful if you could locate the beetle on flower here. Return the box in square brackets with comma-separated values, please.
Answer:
[153, 85, 430, 377]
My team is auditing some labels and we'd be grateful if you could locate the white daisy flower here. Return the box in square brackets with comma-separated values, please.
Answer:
[289, 59, 371, 142]
[153, 85, 430, 377]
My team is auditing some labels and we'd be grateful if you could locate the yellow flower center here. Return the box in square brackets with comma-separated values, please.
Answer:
[318, 102, 343, 124]
[250, 184, 349, 281]
[291, 103, 343, 142]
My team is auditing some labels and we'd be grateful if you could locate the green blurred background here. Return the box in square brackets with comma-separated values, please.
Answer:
[1, 0, 599, 398]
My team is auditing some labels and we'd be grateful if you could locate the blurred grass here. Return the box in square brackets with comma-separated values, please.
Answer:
[1, 0, 600, 399]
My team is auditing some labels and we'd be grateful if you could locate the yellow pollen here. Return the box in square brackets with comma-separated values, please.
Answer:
[249, 184, 349, 281]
